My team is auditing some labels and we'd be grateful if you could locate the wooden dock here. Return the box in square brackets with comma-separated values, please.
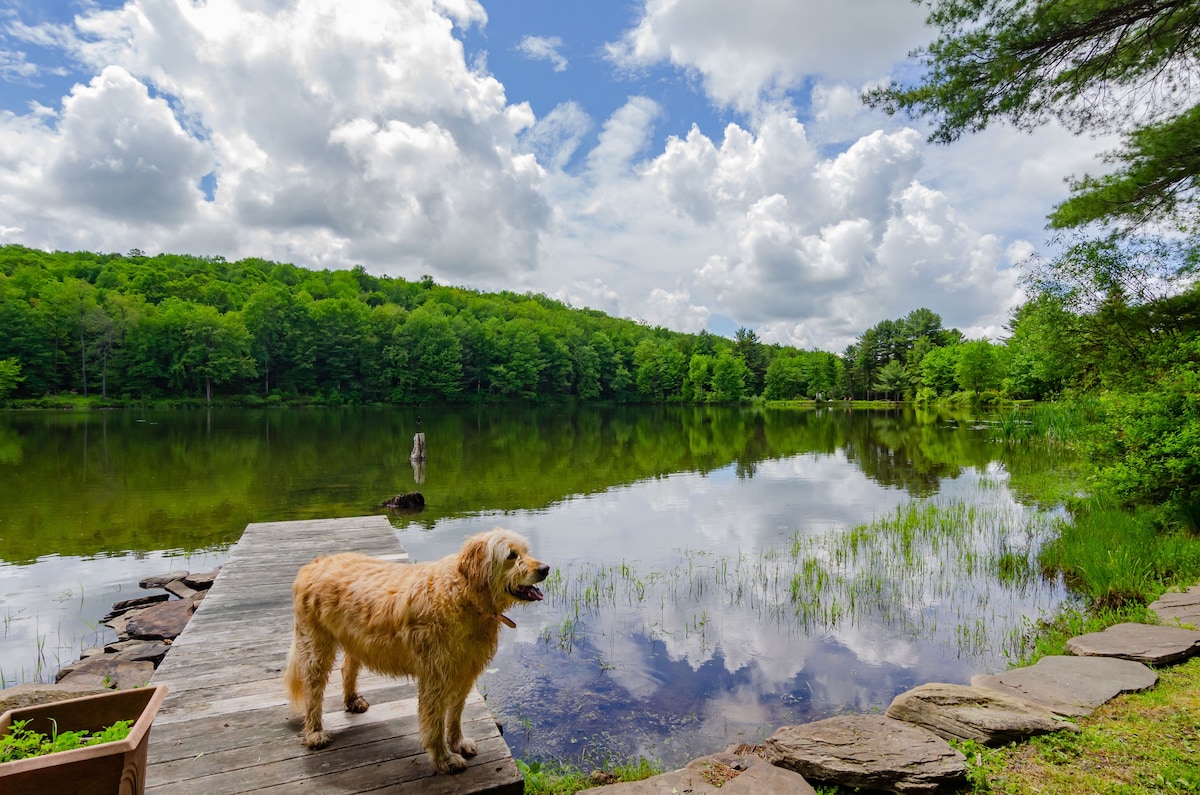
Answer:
[146, 516, 524, 795]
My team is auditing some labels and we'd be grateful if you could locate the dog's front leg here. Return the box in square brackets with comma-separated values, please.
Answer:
[418, 678, 468, 773]
[445, 678, 478, 759]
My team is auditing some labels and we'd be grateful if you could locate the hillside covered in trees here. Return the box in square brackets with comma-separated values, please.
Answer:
[0, 245, 847, 405]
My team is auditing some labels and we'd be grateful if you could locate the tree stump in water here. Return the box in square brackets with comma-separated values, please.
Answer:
[410, 432, 426, 461]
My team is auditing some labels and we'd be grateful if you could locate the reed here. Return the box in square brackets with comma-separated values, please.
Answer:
[541, 487, 1064, 668]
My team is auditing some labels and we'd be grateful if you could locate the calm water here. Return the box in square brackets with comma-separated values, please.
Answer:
[0, 405, 1071, 767]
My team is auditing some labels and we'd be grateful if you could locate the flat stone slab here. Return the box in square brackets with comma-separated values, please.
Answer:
[1150, 586, 1200, 628]
[972, 655, 1157, 717]
[182, 568, 220, 589]
[595, 752, 816, 795]
[1067, 622, 1200, 665]
[885, 682, 1079, 746]
[124, 598, 196, 640]
[55, 658, 155, 689]
[764, 714, 965, 794]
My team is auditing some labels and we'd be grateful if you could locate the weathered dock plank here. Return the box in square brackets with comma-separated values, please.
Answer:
[147, 515, 523, 795]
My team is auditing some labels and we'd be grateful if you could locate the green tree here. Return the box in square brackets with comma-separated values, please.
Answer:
[0, 358, 22, 400]
[764, 353, 804, 400]
[920, 344, 959, 396]
[873, 359, 910, 400]
[711, 351, 750, 402]
[867, 0, 1200, 232]
[955, 339, 1002, 395]
[388, 307, 463, 403]
[734, 327, 767, 395]
[1002, 294, 1081, 399]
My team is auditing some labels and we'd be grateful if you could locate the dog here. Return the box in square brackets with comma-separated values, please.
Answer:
[284, 527, 549, 773]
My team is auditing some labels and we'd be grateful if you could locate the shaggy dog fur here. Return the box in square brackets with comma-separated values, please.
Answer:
[284, 527, 549, 773]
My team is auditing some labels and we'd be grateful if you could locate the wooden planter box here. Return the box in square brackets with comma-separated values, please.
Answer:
[0, 685, 167, 795]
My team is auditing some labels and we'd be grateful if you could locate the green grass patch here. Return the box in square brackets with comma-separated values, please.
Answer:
[1038, 500, 1200, 608]
[518, 756, 660, 794]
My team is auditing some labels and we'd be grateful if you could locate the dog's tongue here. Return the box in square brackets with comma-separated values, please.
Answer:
[519, 585, 544, 601]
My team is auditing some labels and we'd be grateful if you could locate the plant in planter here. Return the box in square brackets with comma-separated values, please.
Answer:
[1, 717, 134, 761]
[0, 685, 167, 795]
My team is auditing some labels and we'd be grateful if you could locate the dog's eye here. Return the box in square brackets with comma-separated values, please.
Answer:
[507, 549, 518, 560]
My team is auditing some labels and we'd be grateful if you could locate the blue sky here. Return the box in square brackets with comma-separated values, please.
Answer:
[0, 0, 1110, 350]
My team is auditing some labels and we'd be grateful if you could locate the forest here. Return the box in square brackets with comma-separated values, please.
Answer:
[0, 245, 848, 406]
[0, 242, 1142, 410]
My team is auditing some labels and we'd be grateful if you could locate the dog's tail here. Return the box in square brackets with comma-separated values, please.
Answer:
[283, 626, 305, 710]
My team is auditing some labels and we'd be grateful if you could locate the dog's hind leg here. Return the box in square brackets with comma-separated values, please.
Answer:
[341, 653, 370, 713]
[445, 677, 478, 759]
[418, 678, 467, 774]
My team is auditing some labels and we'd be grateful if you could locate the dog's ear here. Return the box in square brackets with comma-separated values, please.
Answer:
[457, 534, 493, 590]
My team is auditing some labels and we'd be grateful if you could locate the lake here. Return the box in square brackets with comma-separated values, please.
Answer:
[0, 404, 1072, 767]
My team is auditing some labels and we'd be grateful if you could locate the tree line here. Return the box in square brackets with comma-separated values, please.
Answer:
[0, 245, 848, 405]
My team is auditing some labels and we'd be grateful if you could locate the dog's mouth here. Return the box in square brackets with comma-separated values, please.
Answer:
[508, 584, 544, 602]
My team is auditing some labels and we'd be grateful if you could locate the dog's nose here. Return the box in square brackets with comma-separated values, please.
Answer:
[535, 563, 550, 581]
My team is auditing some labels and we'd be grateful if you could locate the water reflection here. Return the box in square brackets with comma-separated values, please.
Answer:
[0, 406, 1069, 768]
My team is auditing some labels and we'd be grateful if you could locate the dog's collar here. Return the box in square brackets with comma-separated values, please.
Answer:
[497, 613, 516, 628]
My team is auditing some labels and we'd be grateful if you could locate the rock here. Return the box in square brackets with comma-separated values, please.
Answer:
[125, 598, 195, 640]
[1067, 622, 1200, 665]
[139, 571, 190, 589]
[1150, 586, 1200, 628]
[972, 655, 1158, 717]
[105, 640, 171, 666]
[0, 683, 112, 713]
[109, 593, 171, 614]
[165, 579, 199, 600]
[56, 645, 164, 681]
[104, 606, 151, 637]
[594, 751, 816, 795]
[885, 682, 1079, 746]
[764, 715, 965, 794]
[182, 568, 220, 589]
[55, 658, 155, 690]
[382, 491, 425, 510]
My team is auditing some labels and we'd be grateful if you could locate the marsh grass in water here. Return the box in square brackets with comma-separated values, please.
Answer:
[541, 490, 1065, 669]
[1038, 498, 1200, 608]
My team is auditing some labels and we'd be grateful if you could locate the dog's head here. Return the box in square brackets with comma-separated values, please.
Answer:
[457, 527, 549, 608]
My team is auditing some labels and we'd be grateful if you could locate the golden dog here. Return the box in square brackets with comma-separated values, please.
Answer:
[284, 527, 549, 773]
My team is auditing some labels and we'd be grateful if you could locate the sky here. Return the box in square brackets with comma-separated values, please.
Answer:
[0, 0, 1114, 352]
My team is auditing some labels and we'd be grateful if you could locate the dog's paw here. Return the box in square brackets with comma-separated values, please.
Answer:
[454, 736, 478, 757]
[302, 729, 332, 749]
[344, 694, 370, 713]
[436, 752, 469, 774]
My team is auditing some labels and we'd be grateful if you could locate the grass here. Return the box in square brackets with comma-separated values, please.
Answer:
[518, 756, 660, 794]
[957, 655, 1200, 794]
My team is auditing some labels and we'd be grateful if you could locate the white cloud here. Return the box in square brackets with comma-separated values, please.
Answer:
[521, 100, 591, 172]
[608, 0, 930, 113]
[515, 34, 568, 72]
[0, 0, 546, 277]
